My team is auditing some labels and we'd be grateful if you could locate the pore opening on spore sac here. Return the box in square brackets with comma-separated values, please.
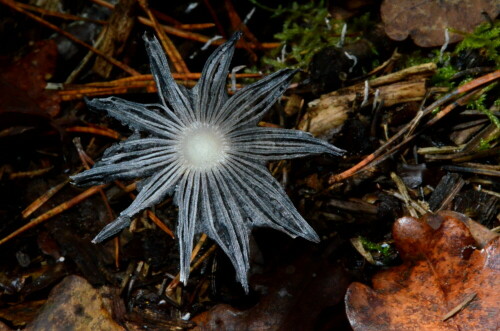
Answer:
[178, 123, 229, 170]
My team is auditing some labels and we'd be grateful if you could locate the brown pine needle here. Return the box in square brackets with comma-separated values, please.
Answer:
[111, 181, 175, 239]
[59, 73, 263, 101]
[0, 0, 140, 76]
[166, 234, 209, 291]
[65, 126, 122, 140]
[167, 241, 216, 292]
[9, 166, 53, 180]
[330, 70, 500, 183]
[145, 211, 175, 239]
[442, 293, 477, 321]
[138, 0, 190, 74]
[0, 185, 107, 246]
[190, 234, 208, 262]
[76, 73, 262, 87]
[178, 23, 215, 30]
[17, 2, 106, 24]
[22, 180, 69, 219]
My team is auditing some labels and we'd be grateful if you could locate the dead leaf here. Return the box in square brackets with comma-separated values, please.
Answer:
[345, 211, 499, 331]
[381, 0, 499, 47]
[0, 321, 11, 331]
[0, 40, 60, 117]
[26, 275, 125, 331]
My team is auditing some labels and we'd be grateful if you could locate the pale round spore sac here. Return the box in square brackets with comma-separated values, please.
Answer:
[178, 123, 229, 171]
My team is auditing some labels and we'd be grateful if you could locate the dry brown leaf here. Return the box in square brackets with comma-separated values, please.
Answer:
[0, 40, 60, 117]
[381, 0, 499, 47]
[26, 275, 125, 331]
[345, 211, 499, 331]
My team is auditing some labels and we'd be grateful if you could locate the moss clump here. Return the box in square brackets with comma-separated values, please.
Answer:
[360, 237, 397, 265]
[405, 20, 500, 88]
[455, 20, 500, 65]
[251, 0, 361, 71]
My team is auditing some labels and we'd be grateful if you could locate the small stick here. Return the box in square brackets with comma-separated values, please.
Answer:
[442, 293, 477, 321]
[22, 180, 69, 219]
[17, 2, 106, 24]
[138, 0, 190, 74]
[0, 185, 107, 246]
[65, 126, 122, 140]
[330, 70, 500, 183]
[0, 0, 140, 76]
[74, 138, 121, 268]
[167, 243, 217, 292]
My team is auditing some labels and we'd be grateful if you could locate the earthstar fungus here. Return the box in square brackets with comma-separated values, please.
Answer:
[71, 32, 344, 291]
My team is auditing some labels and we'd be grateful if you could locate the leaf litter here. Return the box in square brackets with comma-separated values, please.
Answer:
[0, 1, 498, 330]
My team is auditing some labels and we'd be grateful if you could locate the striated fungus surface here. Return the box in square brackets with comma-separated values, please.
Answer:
[71, 32, 344, 291]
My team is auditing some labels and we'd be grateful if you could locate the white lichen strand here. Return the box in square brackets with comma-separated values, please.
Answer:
[71, 31, 344, 293]
[178, 123, 229, 171]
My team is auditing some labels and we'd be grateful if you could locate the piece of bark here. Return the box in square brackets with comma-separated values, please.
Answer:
[301, 79, 429, 137]
[369, 62, 437, 87]
[453, 190, 500, 227]
[92, 0, 136, 78]
[300, 63, 436, 137]
[428, 173, 465, 212]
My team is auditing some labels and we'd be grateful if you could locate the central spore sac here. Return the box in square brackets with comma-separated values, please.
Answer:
[178, 123, 229, 171]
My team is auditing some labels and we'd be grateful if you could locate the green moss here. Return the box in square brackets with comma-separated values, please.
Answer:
[251, 0, 362, 71]
[465, 82, 500, 150]
[360, 237, 396, 264]
[405, 20, 500, 88]
[431, 62, 457, 87]
[455, 21, 500, 65]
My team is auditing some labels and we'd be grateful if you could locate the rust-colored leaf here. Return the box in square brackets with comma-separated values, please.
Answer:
[0, 40, 60, 117]
[345, 211, 499, 331]
[381, 0, 499, 47]
[26, 275, 125, 331]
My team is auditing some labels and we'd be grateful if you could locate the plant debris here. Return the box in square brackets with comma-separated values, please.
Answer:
[381, 0, 499, 47]
[0, 0, 498, 329]
[346, 211, 499, 331]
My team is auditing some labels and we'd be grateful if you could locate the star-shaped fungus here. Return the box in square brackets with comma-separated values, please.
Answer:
[71, 32, 344, 292]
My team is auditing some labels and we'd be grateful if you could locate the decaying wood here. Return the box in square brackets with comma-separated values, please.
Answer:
[422, 124, 500, 162]
[369, 62, 437, 87]
[93, 0, 136, 78]
[299, 63, 437, 137]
